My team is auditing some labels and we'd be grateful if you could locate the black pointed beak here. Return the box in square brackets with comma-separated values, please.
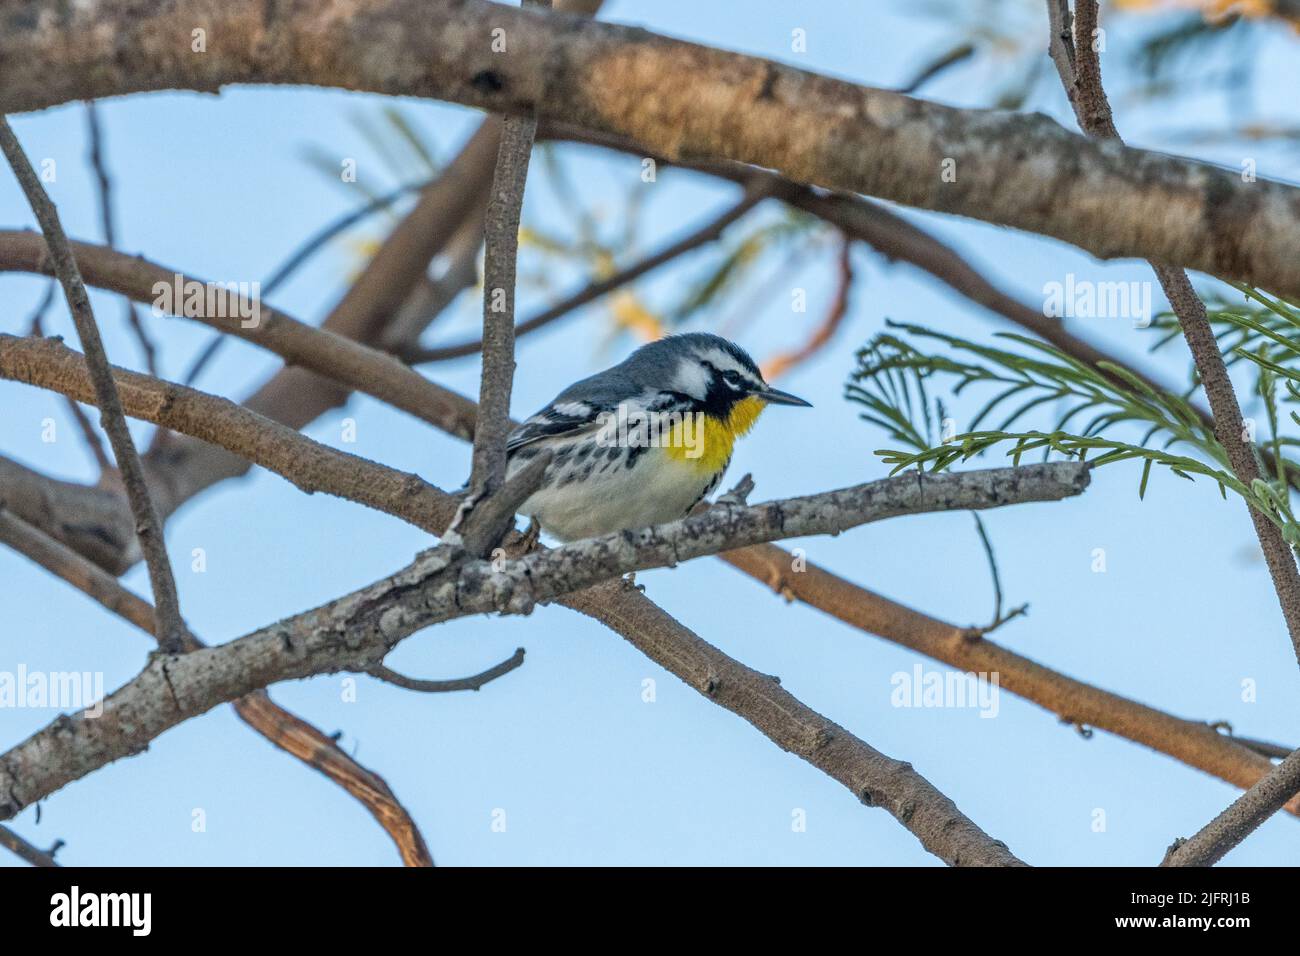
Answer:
[756, 386, 812, 407]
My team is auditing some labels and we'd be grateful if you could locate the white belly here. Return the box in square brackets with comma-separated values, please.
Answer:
[512, 443, 722, 541]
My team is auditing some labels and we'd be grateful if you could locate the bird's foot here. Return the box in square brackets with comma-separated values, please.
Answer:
[519, 516, 542, 554]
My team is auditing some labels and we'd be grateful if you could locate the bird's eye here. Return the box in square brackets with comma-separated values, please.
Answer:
[722, 370, 743, 388]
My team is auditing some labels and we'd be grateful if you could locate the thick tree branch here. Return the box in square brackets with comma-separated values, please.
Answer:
[0, 335, 454, 537]
[0, 463, 1084, 864]
[4, 0, 1299, 298]
[0, 231, 480, 442]
[0, 117, 187, 653]
[508, 464, 1091, 594]
[560, 580, 1024, 866]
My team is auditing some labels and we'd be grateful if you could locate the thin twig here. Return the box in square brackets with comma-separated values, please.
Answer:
[402, 180, 772, 364]
[470, 52, 545, 495]
[182, 176, 434, 386]
[26, 256, 112, 472]
[966, 513, 1028, 635]
[23, 279, 56, 334]
[972, 513, 1004, 627]
[367, 648, 526, 693]
[85, 101, 158, 378]
[0, 825, 60, 867]
[760, 231, 852, 380]
[62, 398, 115, 474]
[0, 116, 187, 653]
[898, 41, 976, 95]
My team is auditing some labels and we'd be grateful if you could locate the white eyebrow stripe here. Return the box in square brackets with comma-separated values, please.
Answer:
[701, 347, 762, 386]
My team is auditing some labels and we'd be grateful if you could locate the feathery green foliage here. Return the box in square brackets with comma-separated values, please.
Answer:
[847, 296, 1300, 546]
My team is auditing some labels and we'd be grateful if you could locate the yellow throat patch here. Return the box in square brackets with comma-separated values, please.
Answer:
[663, 396, 766, 472]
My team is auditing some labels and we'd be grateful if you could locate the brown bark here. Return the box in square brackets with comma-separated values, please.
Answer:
[2, 0, 1297, 298]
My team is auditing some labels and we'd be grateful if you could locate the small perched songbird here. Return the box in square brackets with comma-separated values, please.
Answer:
[506, 333, 811, 541]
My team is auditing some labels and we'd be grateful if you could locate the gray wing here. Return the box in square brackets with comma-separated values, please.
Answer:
[506, 379, 619, 455]
[507, 367, 685, 455]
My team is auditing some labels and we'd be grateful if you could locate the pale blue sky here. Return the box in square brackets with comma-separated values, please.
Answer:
[3, 0, 1300, 865]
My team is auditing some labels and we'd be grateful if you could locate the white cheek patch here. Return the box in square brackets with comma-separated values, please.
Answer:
[671, 361, 711, 400]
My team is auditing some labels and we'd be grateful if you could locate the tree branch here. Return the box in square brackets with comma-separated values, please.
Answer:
[1046, 0, 1300, 861]
[549, 125, 1234, 445]
[85, 100, 158, 379]
[366, 648, 526, 693]
[561, 578, 1025, 865]
[471, 14, 544, 495]
[0, 503, 155, 635]
[1048, 0, 1300, 661]
[0, 335, 455, 537]
[0, 825, 59, 867]
[1162, 748, 1300, 867]
[0, 462, 1085, 865]
[0, 116, 187, 653]
[230, 692, 434, 866]
[400, 179, 775, 364]
[0, 231, 480, 442]
[3, 331, 1088, 864]
[718, 542, 1300, 816]
[5, 0, 1299, 298]
[0, 503, 435, 866]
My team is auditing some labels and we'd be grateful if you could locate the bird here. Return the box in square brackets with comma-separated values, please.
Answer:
[505, 333, 811, 541]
